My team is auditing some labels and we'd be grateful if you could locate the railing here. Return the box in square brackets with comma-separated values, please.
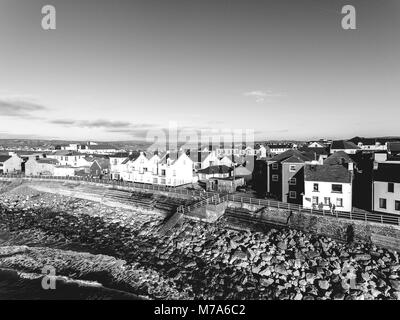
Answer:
[227, 194, 400, 226]
[0, 173, 216, 199]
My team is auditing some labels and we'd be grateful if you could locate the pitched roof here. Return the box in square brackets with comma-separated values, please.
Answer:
[282, 156, 306, 164]
[197, 165, 232, 175]
[331, 140, 360, 150]
[324, 151, 354, 165]
[0, 155, 11, 162]
[305, 164, 352, 183]
[271, 149, 314, 162]
[373, 162, 400, 183]
[388, 142, 400, 154]
[36, 158, 59, 165]
[93, 158, 110, 170]
[298, 146, 329, 156]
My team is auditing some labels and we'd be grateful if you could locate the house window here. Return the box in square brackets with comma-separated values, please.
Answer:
[395, 201, 400, 211]
[289, 165, 296, 172]
[324, 197, 331, 205]
[153, 178, 158, 184]
[336, 198, 343, 207]
[379, 198, 387, 209]
[272, 174, 278, 182]
[65, 156, 68, 161]
[272, 163, 278, 170]
[388, 183, 394, 193]
[313, 183, 319, 192]
[289, 191, 296, 199]
[113, 159, 117, 165]
[312, 196, 319, 204]
[332, 184, 342, 193]
[289, 178, 296, 185]
[161, 169, 166, 176]
[143, 168, 148, 172]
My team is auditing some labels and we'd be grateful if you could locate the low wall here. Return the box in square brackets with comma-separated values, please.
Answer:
[227, 201, 400, 251]
[0, 177, 198, 201]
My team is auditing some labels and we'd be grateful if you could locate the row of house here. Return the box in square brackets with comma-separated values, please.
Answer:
[253, 139, 400, 215]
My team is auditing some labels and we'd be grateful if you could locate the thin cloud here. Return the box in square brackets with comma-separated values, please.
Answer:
[243, 90, 283, 103]
[0, 97, 48, 119]
[50, 119, 132, 128]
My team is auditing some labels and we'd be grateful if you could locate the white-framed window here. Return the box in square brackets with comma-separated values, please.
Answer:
[272, 174, 278, 182]
[336, 198, 343, 207]
[289, 191, 296, 199]
[312, 196, 319, 204]
[289, 178, 296, 185]
[388, 183, 394, 193]
[395, 201, 400, 211]
[272, 163, 278, 170]
[379, 198, 387, 209]
[324, 197, 331, 205]
[289, 165, 296, 172]
[313, 183, 319, 192]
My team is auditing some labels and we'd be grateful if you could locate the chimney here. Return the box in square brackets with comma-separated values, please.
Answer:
[198, 142, 202, 164]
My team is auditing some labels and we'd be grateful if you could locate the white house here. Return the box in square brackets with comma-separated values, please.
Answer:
[308, 141, 326, 148]
[373, 160, 400, 214]
[109, 152, 134, 180]
[155, 151, 196, 186]
[303, 164, 353, 212]
[0, 153, 23, 173]
[25, 158, 59, 176]
[47, 151, 92, 167]
[267, 143, 293, 154]
[116, 151, 195, 186]
[79, 142, 120, 155]
[201, 150, 232, 169]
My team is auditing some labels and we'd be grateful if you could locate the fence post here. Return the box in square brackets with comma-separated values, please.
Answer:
[381, 215, 383, 224]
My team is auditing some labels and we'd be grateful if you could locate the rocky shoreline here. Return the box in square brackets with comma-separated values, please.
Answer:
[1, 182, 400, 300]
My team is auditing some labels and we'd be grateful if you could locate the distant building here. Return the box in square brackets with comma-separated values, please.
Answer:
[79, 142, 120, 155]
[348, 137, 387, 151]
[307, 141, 327, 148]
[372, 160, 400, 215]
[46, 150, 92, 167]
[267, 143, 293, 155]
[330, 140, 360, 155]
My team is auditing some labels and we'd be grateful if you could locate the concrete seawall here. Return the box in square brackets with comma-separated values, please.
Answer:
[228, 201, 400, 251]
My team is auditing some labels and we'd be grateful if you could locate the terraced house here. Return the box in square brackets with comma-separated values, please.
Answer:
[117, 151, 196, 187]
[373, 159, 400, 215]
[268, 150, 314, 204]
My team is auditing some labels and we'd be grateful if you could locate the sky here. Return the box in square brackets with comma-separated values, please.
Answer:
[0, 0, 399, 141]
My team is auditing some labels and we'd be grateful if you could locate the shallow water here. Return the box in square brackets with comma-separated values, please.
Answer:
[0, 269, 141, 300]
